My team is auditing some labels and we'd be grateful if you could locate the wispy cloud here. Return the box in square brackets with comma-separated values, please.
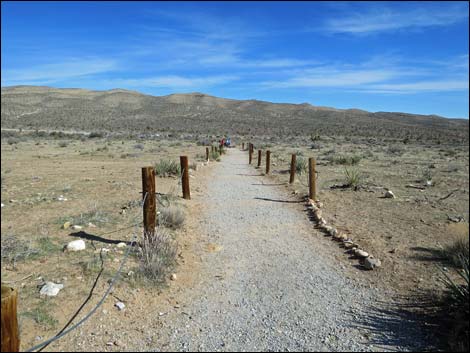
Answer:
[2, 58, 117, 86]
[102, 75, 239, 89]
[261, 55, 469, 94]
[323, 3, 468, 35]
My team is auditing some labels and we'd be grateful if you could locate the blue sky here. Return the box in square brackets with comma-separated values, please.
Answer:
[1, 1, 469, 118]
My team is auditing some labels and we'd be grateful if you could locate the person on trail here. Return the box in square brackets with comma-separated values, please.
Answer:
[220, 137, 225, 147]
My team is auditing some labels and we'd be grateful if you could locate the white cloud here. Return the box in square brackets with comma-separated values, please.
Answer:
[323, 4, 468, 35]
[2, 58, 117, 86]
[369, 80, 469, 93]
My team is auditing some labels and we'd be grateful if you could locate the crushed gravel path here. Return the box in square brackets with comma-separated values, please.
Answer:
[137, 149, 430, 352]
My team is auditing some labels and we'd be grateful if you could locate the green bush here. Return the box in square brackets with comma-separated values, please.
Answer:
[343, 167, 362, 189]
[329, 154, 362, 165]
[154, 159, 181, 177]
[295, 157, 308, 175]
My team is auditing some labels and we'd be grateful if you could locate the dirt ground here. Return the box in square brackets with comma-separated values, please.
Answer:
[249, 137, 469, 295]
[1, 135, 468, 351]
[1, 136, 215, 351]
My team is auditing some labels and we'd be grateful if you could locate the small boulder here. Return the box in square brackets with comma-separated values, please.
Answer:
[354, 249, 369, 258]
[115, 301, 126, 311]
[170, 273, 177, 281]
[364, 256, 381, 270]
[62, 221, 71, 230]
[40, 282, 64, 296]
[66, 239, 86, 252]
[71, 225, 82, 230]
[384, 190, 395, 199]
[116, 242, 127, 248]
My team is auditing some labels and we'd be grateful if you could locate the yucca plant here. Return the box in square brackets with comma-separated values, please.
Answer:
[295, 157, 308, 175]
[344, 167, 362, 190]
[439, 254, 469, 352]
[154, 159, 181, 177]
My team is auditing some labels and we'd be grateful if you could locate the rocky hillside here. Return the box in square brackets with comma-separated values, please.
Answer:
[1, 85, 468, 143]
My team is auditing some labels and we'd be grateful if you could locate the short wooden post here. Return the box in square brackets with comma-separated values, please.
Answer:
[1, 285, 20, 352]
[142, 167, 156, 238]
[289, 154, 296, 184]
[266, 150, 271, 174]
[308, 157, 316, 200]
[180, 156, 190, 200]
[257, 150, 262, 167]
[206, 147, 209, 161]
[242, 142, 245, 150]
[248, 144, 253, 164]
[211, 145, 215, 153]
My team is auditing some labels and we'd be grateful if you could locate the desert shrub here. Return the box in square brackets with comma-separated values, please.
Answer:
[296, 157, 308, 175]
[439, 254, 469, 351]
[89, 131, 104, 138]
[95, 145, 108, 152]
[158, 205, 185, 229]
[441, 237, 469, 268]
[154, 159, 181, 177]
[387, 144, 405, 155]
[138, 227, 178, 282]
[343, 167, 362, 189]
[7, 138, 20, 145]
[134, 143, 145, 150]
[58, 141, 69, 148]
[329, 154, 362, 165]
[209, 150, 220, 161]
[1, 234, 39, 267]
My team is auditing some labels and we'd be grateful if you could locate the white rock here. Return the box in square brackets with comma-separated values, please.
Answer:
[87, 222, 97, 228]
[329, 228, 338, 237]
[354, 249, 369, 258]
[1, 203, 4, 208]
[57, 195, 67, 201]
[116, 242, 127, 248]
[71, 225, 82, 230]
[40, 282, 64, 296]
[318, 217, 327, 226]
[384, 190, 395, 198]
[115, 301, 125, 310]
[66, 239, 86, 252]
[170, 273, 177, 281]
[364, 256, 381, 270]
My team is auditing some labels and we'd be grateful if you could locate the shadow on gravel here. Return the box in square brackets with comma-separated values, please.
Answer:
[408, 246, 447, 264]
[254, 197, 303, 203]
[350, 295, 443, 351]
[236, 173, 264, 176]
[251, 183, 287, 186]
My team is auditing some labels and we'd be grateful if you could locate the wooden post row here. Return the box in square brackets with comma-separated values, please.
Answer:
[266, 150, 271, 174]
[142, 167, 156, 237]
[289, 154, 296, 184]
[180, 156, 191, 200]
[1, 285, 20, 352]
[308, 157, 316, 201]
[257, 150, 262, 167]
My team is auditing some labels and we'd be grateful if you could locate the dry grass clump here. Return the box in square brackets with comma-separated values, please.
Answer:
[158, 205, 185, 229]
[138, 228, 178, 283]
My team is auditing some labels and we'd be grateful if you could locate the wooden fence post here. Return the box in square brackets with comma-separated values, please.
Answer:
[206, 147, 209, 161]
[242, 142, 245, 151]
[289, 154, 296, 184]
[180, 156, 191, 200]
[309, 157, 316, 200]
[142, 167, 156, 238]
[249, 144, 253, 164]
[1, 285, 20, 352]
[266, 150, 271, 174]
[257, 150, 262, 167]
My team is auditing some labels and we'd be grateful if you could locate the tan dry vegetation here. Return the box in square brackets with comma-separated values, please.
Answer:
[0, 135, 213, 350]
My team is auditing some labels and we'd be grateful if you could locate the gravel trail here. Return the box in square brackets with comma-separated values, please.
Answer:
[139, 149, 428, 352]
